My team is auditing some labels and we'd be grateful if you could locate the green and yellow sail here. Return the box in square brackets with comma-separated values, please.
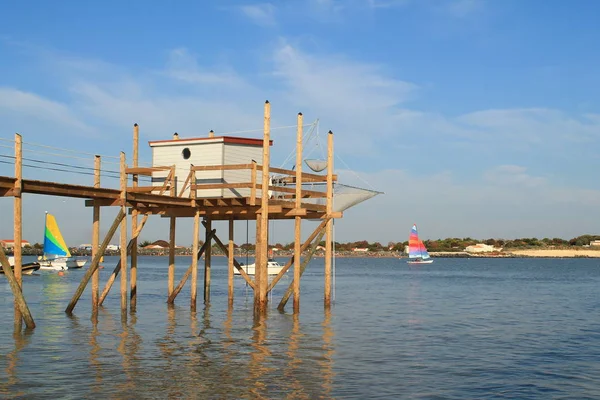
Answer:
[43, 212, 71, 258]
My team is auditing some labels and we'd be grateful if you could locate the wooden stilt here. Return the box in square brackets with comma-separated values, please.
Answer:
[191, 210, 200, 311]
[168, 216, 176, 297]
[256, 100, 271, 313]
[130, 123, 139, 312]
[253, 214, 262, 312]
[91, 155, 101, 315]
[294, 112, 303, 314]
[204, 218, 212, 304]
[278, 227, 327, 312]
[120, 152, 128, 318]
[66, 208, 126, 314]
[228, 218, 234, 306]
[324, 131, 334, 308]
[98, 215, 149, 306]
[13, 133, 23, 329]
[167, 230, 215, 304]
[0, 246, 35, 329]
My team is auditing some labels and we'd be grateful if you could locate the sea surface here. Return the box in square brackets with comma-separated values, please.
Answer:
[1, 256, 600, 399]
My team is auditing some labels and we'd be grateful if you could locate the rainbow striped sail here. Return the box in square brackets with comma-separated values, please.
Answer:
[43, 212, 71, 259]
[408, 224, 431, 263]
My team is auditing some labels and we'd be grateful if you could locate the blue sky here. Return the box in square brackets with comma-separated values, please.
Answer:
[1, 0, 600, 245]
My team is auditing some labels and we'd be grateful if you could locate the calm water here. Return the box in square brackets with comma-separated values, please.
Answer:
[1, 256, 600, 399]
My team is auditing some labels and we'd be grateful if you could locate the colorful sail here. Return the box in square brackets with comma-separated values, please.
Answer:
[43, 213, 71, 258]
[408, 224, 430, 260]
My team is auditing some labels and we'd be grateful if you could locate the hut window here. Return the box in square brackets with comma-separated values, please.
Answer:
[182, 148, 191, 160]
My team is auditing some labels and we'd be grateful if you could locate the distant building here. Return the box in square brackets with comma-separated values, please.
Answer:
[465, 243, 502, 253]
[1, 240, 31, 249]
[106, 244, 119, 251]
[590, 240, 600, 247]
[352, 248, 369, 252]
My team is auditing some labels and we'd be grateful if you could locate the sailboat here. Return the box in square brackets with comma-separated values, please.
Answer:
[407, 224, 433, 265]
[38, 212, 87, 271]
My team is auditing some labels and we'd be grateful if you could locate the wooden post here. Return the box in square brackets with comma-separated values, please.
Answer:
[294, 112, 303, 314]
[130, 123, 139, 312]
[255, 100, 270, 313]
[254, 214, 262, 311]
[13, 133, 22, 329]
[204, 218, 212, 304]
[325, 131, 334, 308]
[168, 165, 177, 298]
[191, 210, 200, 311]
[250, 161, 257, 206]
[92, 155, 101, 315]
[0, 247, 35, 329]
[66, 208, 126, 314]
[208, 130, 214, 138]
[168, 217, 176, 297]
[228, 218, 234, 306]
[120, 152, 128, 318]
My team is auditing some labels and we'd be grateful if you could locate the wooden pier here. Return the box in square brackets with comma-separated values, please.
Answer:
[1, 101, 342, 332]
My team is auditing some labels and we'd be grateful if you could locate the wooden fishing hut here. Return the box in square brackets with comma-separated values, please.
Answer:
[1, 101, 349, 331]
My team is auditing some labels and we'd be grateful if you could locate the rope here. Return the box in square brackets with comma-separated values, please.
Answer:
[214, 123, 314, 137]
[22, 140, 121, 160]
[0, 137, 14, 143]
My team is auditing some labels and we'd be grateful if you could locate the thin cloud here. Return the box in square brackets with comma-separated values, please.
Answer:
[239, 3, 277, 27]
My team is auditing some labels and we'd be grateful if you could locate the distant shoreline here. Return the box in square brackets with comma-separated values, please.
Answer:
[9, 249, 600, 259]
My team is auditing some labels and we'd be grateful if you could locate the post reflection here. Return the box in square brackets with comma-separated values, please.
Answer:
[247, 313, 272, 398]
[320, 309, 335, 398]
[284, 313, 308, 399]
[1, 331, 31, 397]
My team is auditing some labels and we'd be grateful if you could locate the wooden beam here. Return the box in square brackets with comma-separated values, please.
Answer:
[98, 214, 149, 306]
[259, 166, 336, 182]
[276, 175, 337, 184]
[125, 166, 172, 175]
[191, 164, 253, 171]
[190, 183, 252, 191]
[204, 222, 255, 288]
[127, 186, 171, 193]
[268, 219, 328, 292]
[66, 208, 126, 314]
[257, 184, 326, 198]
[0, 247, 35, 329]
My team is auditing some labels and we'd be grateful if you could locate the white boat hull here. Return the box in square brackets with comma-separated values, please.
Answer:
[235, 261, 284, 276]
[407, 258, 434, 265]
[39, 257, 87, 271]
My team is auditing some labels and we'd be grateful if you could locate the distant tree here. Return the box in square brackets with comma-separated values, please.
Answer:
[139, 240, 152, 248]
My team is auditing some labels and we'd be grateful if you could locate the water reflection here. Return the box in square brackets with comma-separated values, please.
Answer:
[320, 309, 335, 398]
[1, 331, 31, 398]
